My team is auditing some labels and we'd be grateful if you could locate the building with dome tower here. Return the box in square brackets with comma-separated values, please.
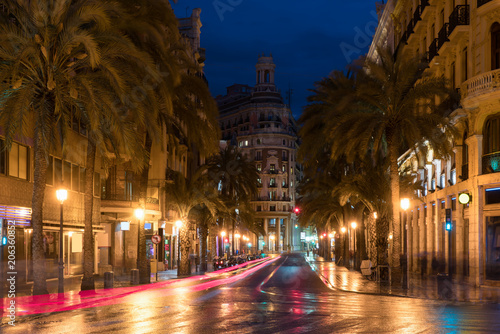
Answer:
[216, 54, 302, 253]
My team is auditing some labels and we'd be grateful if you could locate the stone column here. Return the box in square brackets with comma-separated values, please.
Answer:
[276, 217, 281, 252]
[264, 218, 269, 252]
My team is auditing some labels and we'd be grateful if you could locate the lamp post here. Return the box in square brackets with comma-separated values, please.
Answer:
[400, 198, 410, 289]
[341, 227, 346, 266]
[56, 188, 68, 295]
[175, 220, 182, 270]
[135, 207, 145, 281]
[329, 233, 334, 262]
[221, 231, 226, 256]
[351, 222, 357, 269]
[270, 235, 275, 252]
[235, 233, 241, 254]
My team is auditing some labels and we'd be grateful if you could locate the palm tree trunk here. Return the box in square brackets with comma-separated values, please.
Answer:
[178, 224, 191, 276]
[138, 132, 152, 283]
[376, 216, 389, 265]
[81, 140, 96, 291]
[389, 138, 402, 286]
[231, 217, 235, 256]
[199, 224, 208, 272]
[210, 227, 217, 260]
[367, 215, 377, 267]
[31, 130, 49, 295]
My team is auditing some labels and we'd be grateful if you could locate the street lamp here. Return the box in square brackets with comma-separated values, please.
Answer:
[270, 234, 275, 252]
[400, 198, 410, 289]
[56, 188, 68, 295]
[351, 222, 357, 269]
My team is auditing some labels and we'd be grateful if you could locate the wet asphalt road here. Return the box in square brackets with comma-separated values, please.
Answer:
[3, 253, 500, 333]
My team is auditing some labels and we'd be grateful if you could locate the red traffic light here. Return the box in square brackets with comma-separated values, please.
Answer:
[224, 238, 229, 243]
[294, 207, 300, 214]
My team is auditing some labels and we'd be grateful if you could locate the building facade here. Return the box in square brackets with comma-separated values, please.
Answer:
[216, 54, 302, 252]
[369, 0, 500, 286]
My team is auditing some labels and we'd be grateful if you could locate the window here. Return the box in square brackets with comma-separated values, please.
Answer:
[257, 139, 261, 145]
[54, 158, 62, 185]
[46, 156, 53, 185]
[94, 172, 100, 197]
[239, 141, 243, 148]
[270, 205, 276, 211]
[257, 164, 261, 171]
[0, 139, 5, 175]
[270, 178, 276, 186]
[282, 164, 286, 172]
[484, 116, 500, 155]
[492, 22, 500, 70]
[64, 161, 71, 188]
[264, 70, 270, 83]
[451, 62, 456, 88]
[441, 200, 445, 209]
[452, 197, 456, 211]
[72, 164, 79, 191]
[257, 205, 262, 212]
[462, 47, 468, 82]
[80, 167, 86, 193]
[256, 151, 262, 161]
[125, 171, 134, 201]
[486, 187, 500, 205]
[8, 142, 28, 179]
[290, 167, 293, 174]
[244, 140, 249, 146]
[270, 164, 275, 172]
[257, 178, 261, 185]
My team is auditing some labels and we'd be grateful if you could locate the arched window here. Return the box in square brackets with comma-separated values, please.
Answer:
[492, 22, 500, 70]
[264, 70, 270, 83]
[484, 116, 500, 155]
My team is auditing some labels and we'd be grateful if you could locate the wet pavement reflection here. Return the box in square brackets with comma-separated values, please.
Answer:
[3, 253, 500, 333]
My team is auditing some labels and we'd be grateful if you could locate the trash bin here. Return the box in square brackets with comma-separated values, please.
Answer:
[104, 271, 114, 289]
[437, 273, 452, 299]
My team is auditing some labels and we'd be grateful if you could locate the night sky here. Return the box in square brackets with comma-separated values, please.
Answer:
[171, 0, 379, 119]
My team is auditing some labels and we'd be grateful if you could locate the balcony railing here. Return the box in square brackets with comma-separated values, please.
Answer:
[438, 23, 449, 49]
[429, 38, 439, 61]
[461, 68, 500, 99]
[478, 0, 493, 8]
[483, 152, 500, 174]
[449, 5, 469, 35]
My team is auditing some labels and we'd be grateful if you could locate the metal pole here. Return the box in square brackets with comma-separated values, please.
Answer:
[58, 202, 64, 295]
[177, 231, 181, 272]
[448, 228, 452, 280]
[406, 212, 409, 289]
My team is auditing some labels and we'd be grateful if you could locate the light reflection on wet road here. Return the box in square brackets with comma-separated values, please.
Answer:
[3, 253, 500, 333]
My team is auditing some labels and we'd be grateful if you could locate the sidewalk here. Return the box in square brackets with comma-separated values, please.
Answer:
[13, 263, 214, 297]
[307, 255, 500, 303]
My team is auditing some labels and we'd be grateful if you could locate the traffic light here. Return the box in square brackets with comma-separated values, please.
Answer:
[294, 207, 300, 214]
[445, 208, 452, 231]
[294, 224, 298, 229]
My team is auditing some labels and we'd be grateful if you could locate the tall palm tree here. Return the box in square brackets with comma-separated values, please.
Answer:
[115, 0, 220, 282]
[164, 169, 218, 276]
[205, 146, 259, 255]
[0, 0, 151, 295]
[303, 47, 458, 284]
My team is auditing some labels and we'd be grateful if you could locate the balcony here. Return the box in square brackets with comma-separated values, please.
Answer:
[478, 0, 493, 8]
[448, 5, 469, 36]
[483, 152, 500, 174]
[428, 38, 439, 61]
[437, 23, 449, 49]
[461, 69, 500, 101]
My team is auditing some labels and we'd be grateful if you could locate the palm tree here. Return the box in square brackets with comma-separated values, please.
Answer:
[303, 47, 458, 284]
[114, 0, 220, 282]
[164, 169, 218, 276]
[205, 146, 259, 255]
[0, 0, 151, 295]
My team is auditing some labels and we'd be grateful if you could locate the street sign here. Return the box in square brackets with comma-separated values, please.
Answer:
[151, 234, 161, 244]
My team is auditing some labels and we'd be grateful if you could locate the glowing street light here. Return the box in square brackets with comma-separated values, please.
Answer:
[221, 231, 226, 237]
[56, 188, 67, 295]
[341, 227, 346, 233]
[351, 222, 357, 229]
[135, 208, 145, 220]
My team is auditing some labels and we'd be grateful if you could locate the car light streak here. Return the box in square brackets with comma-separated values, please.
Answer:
[11, 256, 281, 316]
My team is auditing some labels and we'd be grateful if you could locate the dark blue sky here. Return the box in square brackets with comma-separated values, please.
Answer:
[171, 0, 379, 119]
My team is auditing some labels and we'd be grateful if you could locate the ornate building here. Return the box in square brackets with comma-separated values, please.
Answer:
[369, 0, 500, 286]
[216, 54, 302, 252]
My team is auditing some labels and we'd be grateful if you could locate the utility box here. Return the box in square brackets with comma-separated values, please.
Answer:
[150, 259, 158, 274]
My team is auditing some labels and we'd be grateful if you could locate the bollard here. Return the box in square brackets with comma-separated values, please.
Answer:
[104, 271, 114, 289]
[131, 269, 140, 285]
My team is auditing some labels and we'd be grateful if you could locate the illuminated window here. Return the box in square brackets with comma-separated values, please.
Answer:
[270, 164, 275, 172]
[8, 142, 28, 180]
